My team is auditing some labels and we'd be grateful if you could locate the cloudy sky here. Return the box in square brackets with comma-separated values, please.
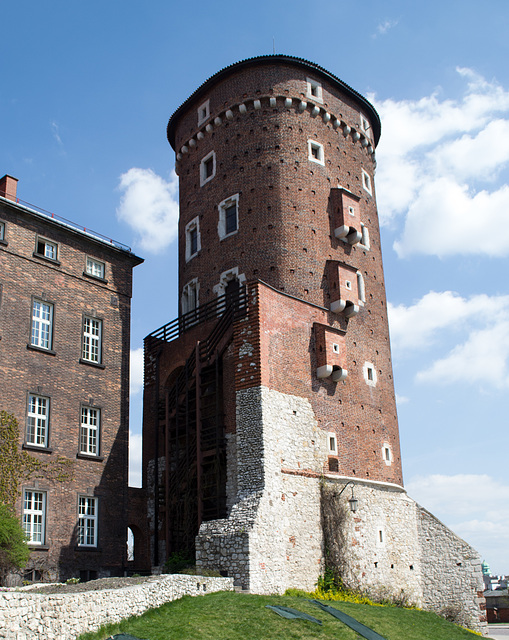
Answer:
[1, 0, 508, 574]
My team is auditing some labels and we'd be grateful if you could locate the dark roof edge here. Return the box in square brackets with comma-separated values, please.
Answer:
[167, 55, 381, 149]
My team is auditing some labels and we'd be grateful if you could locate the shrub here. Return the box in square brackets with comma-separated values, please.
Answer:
[0, 502, 30, 585]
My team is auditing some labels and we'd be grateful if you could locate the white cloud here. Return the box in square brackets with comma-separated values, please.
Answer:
[116, 168, 179, 253]
[129, 430, 142, 488]
[130, 347, 144, 396]
[407, 474, 509, 573]
[373, 19, 398, 37]
[372, 69, 509, 256]
[51, 121, 63, 147]
[395, 394, 409, 405]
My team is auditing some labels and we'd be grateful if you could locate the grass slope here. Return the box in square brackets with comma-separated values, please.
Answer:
[77, 591, 486, 640]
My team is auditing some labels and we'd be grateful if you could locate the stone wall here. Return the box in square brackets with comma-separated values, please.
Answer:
[0, 574, 233, 640]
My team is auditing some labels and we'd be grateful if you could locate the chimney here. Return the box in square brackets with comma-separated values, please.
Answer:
[0, 175, 18, 202]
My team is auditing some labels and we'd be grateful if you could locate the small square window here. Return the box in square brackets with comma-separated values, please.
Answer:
[348, 206, 355, 216]
[197, 100, 210, 125]
[200, 151, 216, 186]
[86, 257, 105, 279]
[332, 343, 340, 354]
[345, 280, 352, 291]
[36, 238, 58, 261]
[362, 170, 372, 195]
[306, 78, 323, 103]
[308, 140, 324, 166]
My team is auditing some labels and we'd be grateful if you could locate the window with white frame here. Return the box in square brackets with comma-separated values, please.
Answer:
[308, 140, 324, 166]
[35, 237, 58, 260]
[306, 78, 323, 103]
[31, 299, 53, 350]
[197, 100, 210, 125]
[218, 194, 239, 240]
[80, 406, 100, 456]
[360, 223, 370, 249]
[82, 317, 102, 364]
[362, 169, 373, 195]
[185, 216, 201, 262]
[26, 394, 49, 447]
[85, 257, 105, 279]
[182, 278, 199, 315]
[78, 496, 98, 547]
[328, 432, 338, 455]
[356, 272, 366, 304]
[23, 490, 46, 545]
[360, 114, 371, 138]
[200, 151, 216, 186]
[363, 362, 377, 387]
[382, 444, 392, 466]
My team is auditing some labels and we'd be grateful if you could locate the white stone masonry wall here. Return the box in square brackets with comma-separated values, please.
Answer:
[0, 574, 233, 640]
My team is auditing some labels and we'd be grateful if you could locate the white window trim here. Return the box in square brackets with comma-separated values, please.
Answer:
[80, 406, 100, 456]
[31, 299, 54, 350]
[363, 361, 377, 387]
[212, 266, 246, 298]
[306, 78, 323, 103]
[360, 223, 370, 250]
[308, 139, 325, 166]
[36, 237, 58, 260]
[218, 193, 239, 240]
[200, 151, 216, 186]
[197, 99, 210, 126]
[82, 317, 102, 364]
[182, 278, 199, 315]
[382, 443, 393, 466]
[23, 490, 46, 545]
[328, 432, 338, 455]
[26, 394, 49, 448]
[78, 496, 98, 547]
[85, 257, 105, 279]
[185, 216, 201, 262]
[362, 169, 373, 195]
[360, 114, 371, 138]
[356, 271, 366, 305]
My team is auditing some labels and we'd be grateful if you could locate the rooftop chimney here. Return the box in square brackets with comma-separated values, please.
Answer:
[0, 175, 18, 202]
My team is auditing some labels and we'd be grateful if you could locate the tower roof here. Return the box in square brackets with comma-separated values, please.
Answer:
[167, 55, 381, 149]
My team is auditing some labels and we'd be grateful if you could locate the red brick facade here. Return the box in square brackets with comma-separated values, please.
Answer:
[0, 177, 142, 582]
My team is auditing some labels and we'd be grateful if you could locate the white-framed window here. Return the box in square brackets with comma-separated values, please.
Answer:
[78, 496, 98, 547]
[182, 278, 199, 315]
[31, 299, 53, 350]
[218, 194, 239, 240]
[328, 432, 338, 455]
[332, 343, 340, 354]
[26, 394, 49, 447]
[23, 490, 46, 545]
[200, 151, 216, 186]
[80, 406, 100, 456]
[360, 223, 370, 249]
[362, 169, 372, 195]
[306, 78, 323, 103]
[345, 280, 352, 291]
[360, 114, 371, 138]
[308, 140, 324, 166]
[348, 205, 356, 217]
[363, 362, 377, 387]
[197, 100, 210, 125]
[82, 317, 102, 364]
[382, 444, 392, 466]
[356, 272, 366, 304]
[85, 257, 105, 279]
[36, 237, 58, 260]
[185, 216, 201, 262]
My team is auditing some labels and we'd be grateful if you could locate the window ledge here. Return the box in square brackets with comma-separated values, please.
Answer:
[82, 272, 108, 284]
[220, 230, 239, 242]
[0, 239, 7, 247]
[76, 453, 104, 462]
[79, 358, 105, 369]
[23, 444, 53, 454]
[27, 344, 56, 356]
[28, 544, 49, 551]
[32, 252, 61, 266]
[75, 546, 101, 552]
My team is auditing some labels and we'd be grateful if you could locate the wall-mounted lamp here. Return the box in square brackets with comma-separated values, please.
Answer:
[336, 481, 358, 512]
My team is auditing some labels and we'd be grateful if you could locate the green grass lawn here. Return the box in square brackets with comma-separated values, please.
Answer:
[77, 591, 487, 640]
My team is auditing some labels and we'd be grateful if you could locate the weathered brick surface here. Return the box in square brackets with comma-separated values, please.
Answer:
[0, 194, 142, 581]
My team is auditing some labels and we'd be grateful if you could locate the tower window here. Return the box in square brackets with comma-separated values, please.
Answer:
[360, 223, 370, 250]
[360, 114, 371, 137]
[363, 361, 377, 387]
[383, 444, 392, 465]
[218, 194, 239, 240]
[306, 78, 323, 103]
[182, 278, 199, 315]
[197, 100, 210, 125]
[328, 432, 338, 454]
[308, 140, 324, 166]
[362, 170, 372, 195]
[185, 216, 201, 261]
[200, 151, 216, 186]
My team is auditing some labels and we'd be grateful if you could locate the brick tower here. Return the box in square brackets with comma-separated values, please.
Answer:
[142, 55, 485, 630]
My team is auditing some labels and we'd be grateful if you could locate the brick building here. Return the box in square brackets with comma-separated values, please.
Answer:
[0, 174, 143, 582]
[141, 56, 486, 631]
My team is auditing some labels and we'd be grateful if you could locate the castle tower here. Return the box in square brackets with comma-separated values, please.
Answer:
[142, 56, 485, 630]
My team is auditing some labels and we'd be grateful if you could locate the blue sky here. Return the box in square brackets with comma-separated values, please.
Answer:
[2, 1, 508, 574]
